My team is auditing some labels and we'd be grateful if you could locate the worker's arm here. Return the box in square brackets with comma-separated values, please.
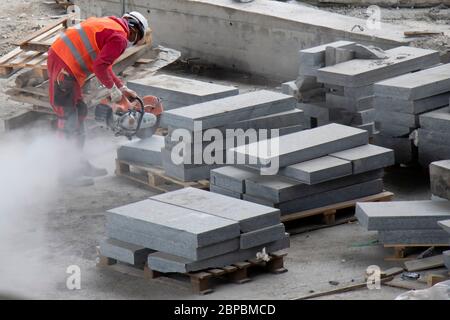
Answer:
[92, 31, 127, 89]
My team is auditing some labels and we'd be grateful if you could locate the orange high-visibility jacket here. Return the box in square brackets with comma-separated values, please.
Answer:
[51, 17, 127, 86]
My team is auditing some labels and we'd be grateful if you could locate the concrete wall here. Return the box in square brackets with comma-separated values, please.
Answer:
[75, 0, 410, 81]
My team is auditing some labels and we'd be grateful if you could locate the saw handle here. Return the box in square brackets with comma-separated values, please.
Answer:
[128, 96, 145, 137]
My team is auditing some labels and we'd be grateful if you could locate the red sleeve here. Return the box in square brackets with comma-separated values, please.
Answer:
[93, 29, 128, 89]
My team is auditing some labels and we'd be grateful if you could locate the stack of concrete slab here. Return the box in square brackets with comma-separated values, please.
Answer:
[418, 107, 450, 166]
[100, 188, 289, 273]
[127, 74, 239, 111]
[161, 90, 303, 181]
[116, 135, 165, 166]
[282, 40, 355, 103]
[211, 123, 394, 214]
[373, 64, 450, 165]
[356, 200, 450, 245]
[314, 46, 440, 136]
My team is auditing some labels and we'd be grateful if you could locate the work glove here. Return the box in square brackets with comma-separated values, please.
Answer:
[120, 85, 137, 99]
[109, 84, 123, 103]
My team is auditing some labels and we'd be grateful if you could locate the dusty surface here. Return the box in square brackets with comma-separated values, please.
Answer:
[0, 0, 442, 300]
[289, 1, 450, 53]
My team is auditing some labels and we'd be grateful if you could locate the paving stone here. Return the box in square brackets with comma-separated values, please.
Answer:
[151, 187, 280, 233]
[329, 144, 395, 174]
[326, 93, 373, 112]
[99, 238, 154, 266]
[352, 109, 376, 125]
[245, 179, 384, 215]
[378, 229, 450, 245]
[210, 184, 242, 199]
[240, 223, 286, 249]
[355, 200, 450, 230]
[230, 123, 369, 169]
[343, 85, 374, 99]
[108, 223, 240, 261]
[376, 121, 414, 137]
[438, 219, 450, 234]
[162, 90, 296, 130]
[210, 166, 259, 193]
[373, 93, 450, 115]
[419, 130, 450, 148]
[356, 122, 377, 137]
[430, 160, 450, 200]
[376, 110, 420, 128]
[245, 169, 384, 203]
[299, 40, 355, 66]
[107, 199, 241, 259]
[116, 135, 164, 166]
[373, 63, 450, 100]
[298, 102, 330, 124]
[279, 156, 352, 185]
[444, 250, 450, 270]
[418, 143, 450, 167]
[127, 74, 238, 110]
[419, 106, 450, 134]
[373, 134, 415, 164]
[147, 235, 290, 273]
[317, 46, 440, 87]
[227, 109, 304, 131]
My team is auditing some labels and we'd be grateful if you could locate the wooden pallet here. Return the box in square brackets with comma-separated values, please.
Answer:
[281, 191, 394, 225]
[97, 252, 287, 295]
[115, 159, 210, 193]
[384, 244, 450, 261]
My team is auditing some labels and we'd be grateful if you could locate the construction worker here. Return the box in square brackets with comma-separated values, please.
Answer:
[47, 12, 149, 186]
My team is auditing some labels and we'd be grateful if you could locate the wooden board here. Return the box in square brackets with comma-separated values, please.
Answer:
[115, 159, 210, 193]
[404, 255, 445, 272]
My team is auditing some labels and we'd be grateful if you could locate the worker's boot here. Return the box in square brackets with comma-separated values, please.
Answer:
[80, 159, 108, 177]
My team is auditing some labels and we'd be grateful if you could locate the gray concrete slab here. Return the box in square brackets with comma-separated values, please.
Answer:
[317, 46, 440, 87]
[245, 169, 384, 203]
[151, 187, 281, 233]
[162, 90, 296, 130]
[99, 238, 154, 267]
[210, 166, 259, 193]
[438, 220, 450, 234]
[373, 63, 450, 100]
[418, 143, 450, 167]
[245, 179, 384, 215]
[352, 109, 376, 125]
[116, 135, 165, 166]
[147, 235, 290, 273]
[209, 184, 242, 199]
[419, 106, 450, 134]
[378, 229, 450, 245]
[375, 110, 420, 128]
[127, 74, 239, 110]
[279, 156, 352, 185]
[418, 129, 450, 148]
[107, 223, 240, 261]
[373, 134, 415, 164]
[356, 200, 450, 231]
[240, 223, 286, 249]
[230, 123, 369, 169]
[430, 160, 450, 200]
[107, 199, 240, 250]
[444, 250, 450, 270]
[343, 85, 374, 99]
[329, 144, 395, 174]
[298, 102, 330, 123]
[326, 93, 374, 112]
[376, 121, 413, 137]
[299, 40, 355, 66]
[356, 122, 377, 137]
[373, 93, 450, 115]
[227, 109, 304, 131]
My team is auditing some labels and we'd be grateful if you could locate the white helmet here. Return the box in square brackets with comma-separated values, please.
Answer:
[123, 11, 149, 43]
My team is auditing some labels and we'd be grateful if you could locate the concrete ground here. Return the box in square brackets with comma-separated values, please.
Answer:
[0, 0, 439, 300]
